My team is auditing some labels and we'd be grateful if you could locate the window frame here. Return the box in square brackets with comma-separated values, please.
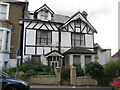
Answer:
[36, 30, 52, 45]
[0, 2, 10, 20]
[71, 33, 84, 46]
[41, 10, 48, 20]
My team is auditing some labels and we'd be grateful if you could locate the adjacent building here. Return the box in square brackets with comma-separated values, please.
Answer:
[111, 50, 120, 61]
[94, 43, 111, 65]
[22, 4, 110, 70]
[0, 0, 28, 68]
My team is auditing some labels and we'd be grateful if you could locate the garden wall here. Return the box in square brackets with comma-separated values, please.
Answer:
[70, 67, 97, 86]
[27, 67, 61, 85]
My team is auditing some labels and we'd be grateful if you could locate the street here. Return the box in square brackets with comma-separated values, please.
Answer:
[30, 85, 112, 90]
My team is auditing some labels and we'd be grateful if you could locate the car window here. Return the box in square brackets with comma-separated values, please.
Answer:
[0, 71, 11, 79]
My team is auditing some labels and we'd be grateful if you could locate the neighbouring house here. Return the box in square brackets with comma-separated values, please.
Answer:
[111, 50, 120, 61]
[94, 43, 111, 65]
[21, 4, 111, 69]
[0, 0, 28, 68]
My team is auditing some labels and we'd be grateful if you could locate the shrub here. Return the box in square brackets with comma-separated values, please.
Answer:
[85, 61, 104, 78]
[74, 65, 85, 76]
[61, 67, 70, 85]
[61, 68, 70, 80]
[103, 60, 120, 86]
[3, 67, 16, 77]
[85, 61, 104, 86]
[25, 69, 36, 77]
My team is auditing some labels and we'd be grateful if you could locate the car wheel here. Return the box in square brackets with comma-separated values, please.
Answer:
[6, 86, 18, 90]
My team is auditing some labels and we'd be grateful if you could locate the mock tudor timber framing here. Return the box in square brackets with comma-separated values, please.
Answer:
[23, 4, 97, 57]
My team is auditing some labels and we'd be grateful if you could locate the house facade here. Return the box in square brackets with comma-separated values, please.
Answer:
[22, 4, 98, 69]
[0, 0, 28, 68]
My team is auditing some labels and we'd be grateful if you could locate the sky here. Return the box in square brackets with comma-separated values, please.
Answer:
[27, 0, 119, 55]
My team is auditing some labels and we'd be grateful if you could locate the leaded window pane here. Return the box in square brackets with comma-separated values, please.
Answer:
[72, 33, 84, 46]
[37, 30, 51, 45]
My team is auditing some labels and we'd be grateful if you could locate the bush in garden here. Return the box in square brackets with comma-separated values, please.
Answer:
[61, 67, 70, 83]
[103, 60, 120, 86]
[85, 61, 105, 86]
[3, 67, 16, 77]
[24, 69, 36, 77]
[74, 64, 85, 77]
[85, 61, 104, 78]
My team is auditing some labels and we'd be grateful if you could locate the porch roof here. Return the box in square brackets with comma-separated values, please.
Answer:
[64, 47, 96, 54]
[45, 50, 64, 57]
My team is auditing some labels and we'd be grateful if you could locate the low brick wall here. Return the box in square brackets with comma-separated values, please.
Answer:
[28, 75, 60, 85]
[27, 67, 61, 85]
[70, 67, 97, 86]
[76, 76, 97, 86]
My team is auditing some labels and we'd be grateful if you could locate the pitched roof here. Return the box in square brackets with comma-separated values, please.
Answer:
[45, 50, 64, 57]
[2, 0, 28, 3]
[64, 47, 96, 54]
[112, 50, 120, 58]
[61, 11, 97, 33]
[94, 43, 111, 52]
[34, 4, 54, 15]
[53, 14, 70, 23]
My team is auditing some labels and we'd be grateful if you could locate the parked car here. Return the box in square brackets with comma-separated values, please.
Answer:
[112, 77, 120, 90]
[0, 71, 30, 90]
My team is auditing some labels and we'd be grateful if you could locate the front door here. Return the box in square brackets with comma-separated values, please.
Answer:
[51, 61, 59, 70]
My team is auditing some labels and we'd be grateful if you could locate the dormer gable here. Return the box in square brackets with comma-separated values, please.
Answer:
[34, 4, 54, 21]
[61, 11, 97, 33]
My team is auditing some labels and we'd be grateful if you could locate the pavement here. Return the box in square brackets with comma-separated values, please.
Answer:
[30, 84, 112, 89]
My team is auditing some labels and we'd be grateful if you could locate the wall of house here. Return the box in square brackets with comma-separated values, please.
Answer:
[61, 20, 94, 50]
[9, 3, 25, 59]
[97, 49, 111, 65]
[24, 21, 60, 56]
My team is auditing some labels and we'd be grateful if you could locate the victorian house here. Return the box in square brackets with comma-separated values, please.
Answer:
[22, 4, 101, 69]
[0, 0, 28, 68]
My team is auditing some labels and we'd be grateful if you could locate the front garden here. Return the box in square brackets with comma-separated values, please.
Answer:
[3, 60, 120, 86]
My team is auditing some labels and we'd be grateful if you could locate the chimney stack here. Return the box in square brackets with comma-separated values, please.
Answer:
[82, 11, 88, 19]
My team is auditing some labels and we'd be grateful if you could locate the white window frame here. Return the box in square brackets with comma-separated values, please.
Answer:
[0, 2, 10, 20]
[37, 30, 52, 45]
[72, 33, 84, 46]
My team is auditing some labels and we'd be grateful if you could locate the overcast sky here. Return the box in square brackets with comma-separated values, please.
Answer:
[27, 0, 119, 55]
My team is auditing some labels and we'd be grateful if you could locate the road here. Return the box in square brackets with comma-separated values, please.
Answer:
[30, 85, 112, 90]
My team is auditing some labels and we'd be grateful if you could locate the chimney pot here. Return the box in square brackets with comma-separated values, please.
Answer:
[82, 11, 88, 19]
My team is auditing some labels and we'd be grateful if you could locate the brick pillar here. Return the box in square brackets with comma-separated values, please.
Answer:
[55, 67, 61, 85]
[70, 66, 76, 85]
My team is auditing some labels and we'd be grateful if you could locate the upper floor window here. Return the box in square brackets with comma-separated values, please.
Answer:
[72, 33, 84, 46]
[6, 31, 9, 50]
[37, 30, 52, 45]
[0, 2, 9, 20]
[41, 10, 48, 20]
